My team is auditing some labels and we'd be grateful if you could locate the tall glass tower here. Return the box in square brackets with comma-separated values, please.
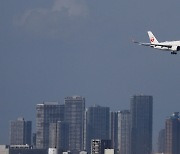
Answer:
[86, 105, 110, 154]
[110, 111, 118, 151]
[36, 102, 64, 149]
[64, 96, 85, 154]
[130, 95, 153, 154]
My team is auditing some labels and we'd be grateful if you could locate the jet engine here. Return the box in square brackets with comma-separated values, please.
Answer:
[171, 46, 180, 51]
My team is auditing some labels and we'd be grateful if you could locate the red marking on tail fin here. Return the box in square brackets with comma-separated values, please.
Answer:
[150, 37, 154, 43]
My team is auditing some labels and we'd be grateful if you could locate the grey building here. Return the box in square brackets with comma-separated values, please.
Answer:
[157, 129, 165, 153]
[110, 112, 118, 150]
[32, 133, 36, 148]
[64, 96, 85, 154]
[130, 95, 153, 154]
[49, 121, 69, 151]
[86, 105, 110, 153]
[91, 139, 111, 154]
[165, 112, 180, 154]
[49, 123, 57, 148]
[0, 145, 47, 154]
[10, 117, 32, 145]
[36, 102, 64, 149]
[57, 121, 69, 151]
[117, 110, 130, 154]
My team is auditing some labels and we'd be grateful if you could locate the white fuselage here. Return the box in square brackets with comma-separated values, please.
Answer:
[151, 41, 180, 51]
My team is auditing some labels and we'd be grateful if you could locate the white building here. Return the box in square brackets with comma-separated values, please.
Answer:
[63, 151, 72, 154]
[79, 151, 88, 154]
[104, 149, 114, 154]
[48, 148, 57, 154]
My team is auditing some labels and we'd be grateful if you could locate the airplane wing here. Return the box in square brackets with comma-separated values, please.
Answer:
[133, 40, 172, 48]
[132, 40, 151, 46]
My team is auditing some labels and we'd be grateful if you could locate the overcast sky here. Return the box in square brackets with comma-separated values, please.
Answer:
[1, 0, 180, 148]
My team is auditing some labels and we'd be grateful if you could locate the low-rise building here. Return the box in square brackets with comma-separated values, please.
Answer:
[0, 145, 47, 154]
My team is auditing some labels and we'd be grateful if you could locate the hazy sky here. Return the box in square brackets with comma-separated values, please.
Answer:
[1, 0, 180, 147]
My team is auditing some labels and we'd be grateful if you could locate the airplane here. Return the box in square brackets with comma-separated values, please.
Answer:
[133, 31, 180, 54]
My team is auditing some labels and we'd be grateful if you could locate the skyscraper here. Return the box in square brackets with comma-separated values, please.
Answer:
[86, 105, 110, 153]
[49, 121, 69, 151]
[130, 95, 153, 154]
[10, 117, 32, 145]
[110, 112, 118, 151]
[49, 123, 57, 148]
[165, 112, 180, 154]
[64, 96, 85, 154]
[157, 129, 165, 153]
[36, 102, 64, 149]
[117, 110, 130, 154]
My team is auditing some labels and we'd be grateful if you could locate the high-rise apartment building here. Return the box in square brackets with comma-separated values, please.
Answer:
[49, 123, 57, 148]
[110, 112, 118, 150]
[117, 110, 130, 154]
[36, 102, 64, 149]
[165, 112, 180, 154]
[130, 95, 153, 154]
[49, 121, 69, 151]
[64, 96, 85, 154]
[86, 105, 110, 153]
[10, 117, 32, 145]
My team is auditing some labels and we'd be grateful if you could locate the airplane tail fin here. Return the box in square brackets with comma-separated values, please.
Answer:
[147, 31, 159, 44]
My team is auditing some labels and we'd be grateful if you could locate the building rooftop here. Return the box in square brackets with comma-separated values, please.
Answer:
[37, 102, 59, 105]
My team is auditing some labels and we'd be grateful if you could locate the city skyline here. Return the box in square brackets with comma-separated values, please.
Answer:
[5, 95, 180, 141]
[6, 94, 179, 151]
[1, 0, 180, 147]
